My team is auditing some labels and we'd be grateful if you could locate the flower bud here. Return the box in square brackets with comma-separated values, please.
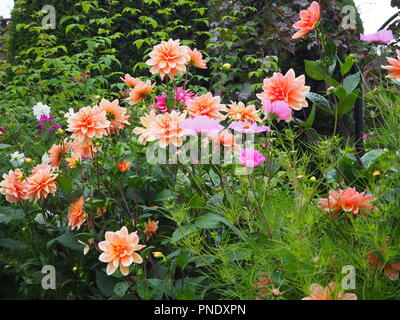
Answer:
[152, 252, 164, 258]
[57, 128, 64, 135]
[24, 157, 32, 163]
[222, 63, 232, 70]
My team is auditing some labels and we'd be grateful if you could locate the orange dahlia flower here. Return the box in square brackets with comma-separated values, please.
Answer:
[67, 106, 110, 142]
[226, 101, 261, 123]
[382, 49, 400, 80]
[209, 130, 240, 153]
[186, 92, 226, 120]
[133, 110, 157, 144]
[292, 1, 320, 39]
[367, 251, 400, 281]
[99, 226, 146, 276]
[121, 74, 144, 87]
[257, 69, 310, 111]
[146, 39, 190, 79]
[302, 282, 357, 300]
[186, 47, 207, 69]
[48, 140, 71, 167]
[67, 196, 86, 230]
[126, 80, 155, 105]
[143, 219, 159, 240]
[24, 166, 58, 202]
[0, 169, 27, 203]
[99, 99, 130, 133]
[147, 110, 187, 148]
[319, 187, 375, 218]
[117, 160, 131, 172]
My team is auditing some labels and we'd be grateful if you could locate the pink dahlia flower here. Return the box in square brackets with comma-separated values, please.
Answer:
[229, 121, 270, 134]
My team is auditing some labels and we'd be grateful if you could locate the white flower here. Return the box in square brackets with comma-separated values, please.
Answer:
[10, 151, 25, 167]
[64, 108, 75, 119]
[42, 152, 50, 165]
[33, 102, 51, 120]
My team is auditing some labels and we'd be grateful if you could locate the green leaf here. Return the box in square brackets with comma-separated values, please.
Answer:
[195, 213, 222, 229]
[299, 104, 316, 128]
[57, 176, 73, 193]
[343, 72, 360, 94]
[361, 149, 388, 169]
[175, 170, 191, 195]
[0, 144, 11, 150]
[0, 238, 27, 250]
[340, 55, 358, 76]
[171, 224, 197, 242]
[55, 231, 82, 251]
[114, 281, 130, 297]
[305, 60, 325, 80]
[0, 207, 25, 224]
[96, 270, 119, 297]
[306, 92, 333, 115]
[336, 89, 360, 116]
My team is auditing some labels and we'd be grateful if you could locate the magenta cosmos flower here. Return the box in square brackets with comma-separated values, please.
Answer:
[360, 30, 394, 44]
[229, 121, 270, 134]
[263, 99, 292, 122]
[175, 87, 196, 107]
[180, 116, 224, 136]
[239, 148, 266, 168]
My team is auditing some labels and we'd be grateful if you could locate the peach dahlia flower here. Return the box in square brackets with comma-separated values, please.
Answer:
[121, 74, 144, 87]
[302, 282, 357, 300]
[126, 80, 155, 105]
[67, 196, 86, 230]
[67, 106, 110, 142]
[0, 169, 27, 203]
[226, 101, 261, 123]
[99, 98, 130, 133]
[186, 47, 207, 69]
[382, 50, 400, 80]
[24, 166, 58, 202]
[146, 39, 190, 79]
[367, 251, 400, 281]
[48, 140, 72, 167]
[146, 110, 187, 148]
[292, 1, 320, 39]
[186, 92, 226, 120]
[144, 219, 159, 240]
[99, 226, 145, 276]
[319, 187, 375, 218]
[257, 69, 310, 111]
[133, 110, 157, 145]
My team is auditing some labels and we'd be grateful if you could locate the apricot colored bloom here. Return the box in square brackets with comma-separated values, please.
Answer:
[186, 92, 226, 120]
[147, 110, 187, 148]
[67, 139, 99, 165]
[367, 251, 400, 281]
[257, 69, 310, 111]
[48, 140, 71, 167]
[382, 50, 400, 80]
[143, 219, 159, 240]
[292, 1, 320, 39]
[67, 196, 86, 231]
[121, 74, 144, 87]
[209, 130, 239, 152]
[99, 226, 145, 276]
[146, 39, 190, 79]
[126, 80, 155, 105]
[302, 282, 357, 300]
[99, 99, 130, 133]
[24, 166, 58, 202]
[0, 169, 27, 203]
[133, 110, 157, 144]
[186, 47, 207, 69]
[67, 106, 110, 142]
[226, 101, 261, 123]
[31, 164, 53, 175]
[117, 160, 131, 172]
[319, 187, 375, 218]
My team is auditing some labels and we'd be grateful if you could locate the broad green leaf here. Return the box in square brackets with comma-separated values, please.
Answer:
[114, 281, 129, 297]
[305, 60, 325, 80]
